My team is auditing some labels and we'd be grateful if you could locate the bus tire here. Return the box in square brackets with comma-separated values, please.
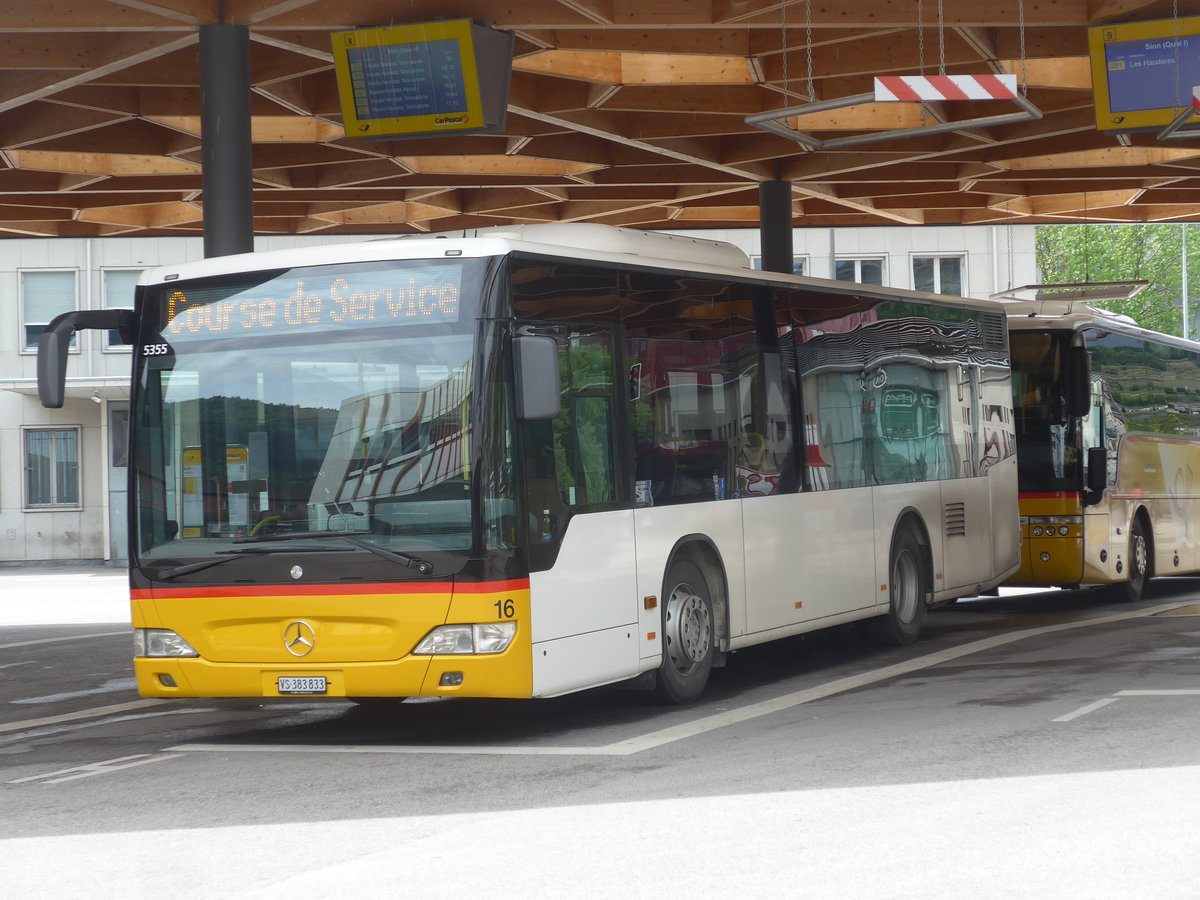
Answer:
[862, 524, 928, 646]
[1110, 515, 1152, 603]
[654, 557, 716, 705]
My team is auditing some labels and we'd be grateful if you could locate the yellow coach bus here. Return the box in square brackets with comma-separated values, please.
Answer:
[1006, 295, 1200, 601]
[39, 224, 1019, 705]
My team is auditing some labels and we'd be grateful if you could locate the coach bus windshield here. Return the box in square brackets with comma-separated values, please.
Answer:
[1010, 330, 1081, 494]
[131, 258, 497, 574]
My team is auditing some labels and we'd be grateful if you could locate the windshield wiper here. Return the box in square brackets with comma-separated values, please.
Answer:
[233, 531, 435, 575]
[157, 546, 350, 581]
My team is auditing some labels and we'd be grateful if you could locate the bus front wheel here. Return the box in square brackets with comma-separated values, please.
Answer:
[1110, 516, 1151, 603]
[862, 525, 928, 646]
[654, 558, 715, 704]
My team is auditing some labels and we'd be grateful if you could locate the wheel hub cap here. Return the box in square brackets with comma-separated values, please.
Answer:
[665, 584, 712, 673]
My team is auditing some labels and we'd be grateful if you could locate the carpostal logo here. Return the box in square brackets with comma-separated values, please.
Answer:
[434, 114, 470, 126]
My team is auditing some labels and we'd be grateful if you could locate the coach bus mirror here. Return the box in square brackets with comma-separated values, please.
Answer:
[1065, 345, 1091, 419]
[513, 335, 562, 421]
[1085, 446, 1108, 505]
[37, 309, 135, 409]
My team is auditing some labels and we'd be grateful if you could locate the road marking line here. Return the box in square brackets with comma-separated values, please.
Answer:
[7, 753, 184, 785]
[1053, 688, 1200, 722]
[174, 743, 614, 756]
[1053, 698, 1119, 722]
[0, 699, 169, 735]
[0, 631, 127, 650]
[172, 600, 1195, 758]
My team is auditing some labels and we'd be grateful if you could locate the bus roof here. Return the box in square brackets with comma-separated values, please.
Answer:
[137, 223, 1009, 315]
[139, 224, 751, 286]
[1004, 298, 1200, 353]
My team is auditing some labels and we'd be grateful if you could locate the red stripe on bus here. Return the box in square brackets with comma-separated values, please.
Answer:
[131, 578, 530, 600]
[1019, 492, 1080, 499]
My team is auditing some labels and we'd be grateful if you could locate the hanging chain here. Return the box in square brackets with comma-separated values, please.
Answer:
[1018, 0, 1028, 96]
[916, 0, 926, 124]
[1173, 0, 1182, 111]
[1083, 193, 1091, 282]
[1006, 213, 1015, 290]
[917, 0, 925, 77]
[780, 0, 789, 99]
[805, 0, 814, 100]
[937, 0, 946, 77]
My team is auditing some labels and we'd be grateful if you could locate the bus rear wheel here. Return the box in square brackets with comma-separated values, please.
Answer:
[862, 525, 927, 646]
[654, 558, 715, 705]
[1110, 516, 1151, 603]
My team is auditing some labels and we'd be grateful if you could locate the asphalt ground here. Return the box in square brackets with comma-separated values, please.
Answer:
[3, 567, 1200, 898]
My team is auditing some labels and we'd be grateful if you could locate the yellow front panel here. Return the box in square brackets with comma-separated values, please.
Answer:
[131, 582, 533, 699]
[1006, 494, 1085, 588]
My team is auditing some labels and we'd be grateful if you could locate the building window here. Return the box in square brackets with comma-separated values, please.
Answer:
[103, 268, 141, 349]
[21, 270, 78, 351]
[750, 255, 806, 275]
[835, 257, 885, 285]
[25, 428, 81, 508]
[913, 256, 964, 296]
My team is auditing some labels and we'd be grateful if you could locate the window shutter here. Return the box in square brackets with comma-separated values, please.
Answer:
[23, 271, 77, 324]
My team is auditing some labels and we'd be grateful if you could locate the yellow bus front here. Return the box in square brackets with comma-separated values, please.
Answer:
[130, 579, 532, 699]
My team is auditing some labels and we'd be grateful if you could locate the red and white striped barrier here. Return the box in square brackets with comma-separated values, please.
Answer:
[1193, 85, 1200, 110]
[873, 74, 1019, 102]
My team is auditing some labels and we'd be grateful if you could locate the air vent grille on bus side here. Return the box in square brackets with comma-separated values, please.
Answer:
[981, 312, 1006, 349]
[944, 501, 967, 538]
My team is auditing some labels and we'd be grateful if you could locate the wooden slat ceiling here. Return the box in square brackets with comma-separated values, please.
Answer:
[1, 0, 1197, 237]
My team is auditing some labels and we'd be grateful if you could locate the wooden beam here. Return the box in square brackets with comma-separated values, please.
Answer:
[0, 33, 196, 113]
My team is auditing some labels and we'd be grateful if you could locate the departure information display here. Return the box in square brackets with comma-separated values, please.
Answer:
[1104, 35, 1198, 112]
[1089, 16, 1200, 132]
[346, 39, 467, 120]
[332, 20, 487, 138]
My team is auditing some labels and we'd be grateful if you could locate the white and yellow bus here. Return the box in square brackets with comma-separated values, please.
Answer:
[40, 224, 1019, 704]
[1007, 298, 1200, 601]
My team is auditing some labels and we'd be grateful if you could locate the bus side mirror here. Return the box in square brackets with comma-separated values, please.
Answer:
[513, 335, 561, 421]
[1065, 345, 1091, 419]
[37, 309, 135, 408]
[1085, 445, 1107, 505]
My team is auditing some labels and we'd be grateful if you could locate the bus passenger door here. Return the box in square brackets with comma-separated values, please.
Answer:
[523, 326, 640, 696]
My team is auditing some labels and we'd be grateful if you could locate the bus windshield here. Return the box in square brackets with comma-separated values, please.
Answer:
[1010, 329, 1081, 494]
[132, 258, 492, 570]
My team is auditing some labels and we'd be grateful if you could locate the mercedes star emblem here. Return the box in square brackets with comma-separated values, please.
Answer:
[290, 565, 303, 580]
[283, 620, 316, 657]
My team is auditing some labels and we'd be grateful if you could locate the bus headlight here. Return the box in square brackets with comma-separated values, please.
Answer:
[413, 622, 516, 655]
[134, 628, 199, 658]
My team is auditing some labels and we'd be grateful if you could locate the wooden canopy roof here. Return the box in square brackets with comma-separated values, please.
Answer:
[2, 0, 1198, 237]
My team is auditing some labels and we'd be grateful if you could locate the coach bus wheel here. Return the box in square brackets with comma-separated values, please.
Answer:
[862, 525, 927, 646]
[654, 558, 716, 704]
[1111, 517, 1151, 603]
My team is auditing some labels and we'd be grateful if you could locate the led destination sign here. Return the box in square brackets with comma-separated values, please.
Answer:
[159, 263, 462, 341]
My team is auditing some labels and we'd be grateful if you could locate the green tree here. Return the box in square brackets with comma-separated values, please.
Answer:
[1035, 224, 1200, 336]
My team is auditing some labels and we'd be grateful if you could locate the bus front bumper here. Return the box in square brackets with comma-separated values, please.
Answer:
[134, 651, 533, 700]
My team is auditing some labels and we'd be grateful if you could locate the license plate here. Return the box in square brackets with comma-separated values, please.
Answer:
[278, 676, 327, 695]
